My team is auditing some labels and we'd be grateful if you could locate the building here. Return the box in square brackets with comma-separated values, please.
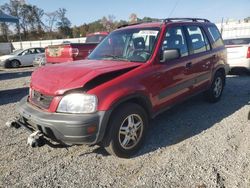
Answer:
[216, 20, 250, 39]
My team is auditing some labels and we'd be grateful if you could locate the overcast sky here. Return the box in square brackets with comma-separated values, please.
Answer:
[1, 0, 250, 26]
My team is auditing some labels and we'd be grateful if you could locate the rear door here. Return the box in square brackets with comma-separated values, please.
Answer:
[183, 25, 214, 92]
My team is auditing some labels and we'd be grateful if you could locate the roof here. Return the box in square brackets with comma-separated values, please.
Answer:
[0, 12, 19, 23]
[117, 18, 213, 30]
[117, 22, 163, 30]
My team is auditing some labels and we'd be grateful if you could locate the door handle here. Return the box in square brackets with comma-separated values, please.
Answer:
[185, 62, 192, 69]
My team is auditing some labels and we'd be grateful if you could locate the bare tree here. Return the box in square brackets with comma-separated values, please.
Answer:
[100, 15, 115, 31]
[1, 1, 45, 39]
[45, 11, 59, 32]
[129, 13, 138, 23]
[56, 8, 72, 37]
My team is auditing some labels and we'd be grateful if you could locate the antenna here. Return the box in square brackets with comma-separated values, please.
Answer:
[168, 0, 181, 17]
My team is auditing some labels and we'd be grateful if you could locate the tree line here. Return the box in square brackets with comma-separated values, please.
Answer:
[0, 0, 159, 42]
[2, 0, 249, 43]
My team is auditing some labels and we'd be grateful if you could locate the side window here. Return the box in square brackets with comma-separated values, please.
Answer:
[35, 48, 44, 53]
[29, 49, 36, 54]
[207, 26, 224, 48]
[162, 27, 188, 57]
[203, 31, 211, 51]
[40, 48, 45, 53]
[21, 50, 30, 56]
[186, 26, 208, 54]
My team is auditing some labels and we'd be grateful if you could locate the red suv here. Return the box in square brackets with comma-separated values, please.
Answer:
[16, 18, 229, 158]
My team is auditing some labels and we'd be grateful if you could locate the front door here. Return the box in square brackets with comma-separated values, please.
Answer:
[152, 26, 195, 112]
[20, 49, 36, 66]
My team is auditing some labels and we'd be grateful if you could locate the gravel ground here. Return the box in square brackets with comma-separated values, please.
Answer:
[0, 67, 249, 188]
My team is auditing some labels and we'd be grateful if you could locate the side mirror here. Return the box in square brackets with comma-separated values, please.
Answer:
[160, 49, 180, 63]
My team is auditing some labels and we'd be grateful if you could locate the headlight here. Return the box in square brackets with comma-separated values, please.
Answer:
[57, 93, 98, 113]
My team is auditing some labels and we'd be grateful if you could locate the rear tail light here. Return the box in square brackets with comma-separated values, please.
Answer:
[45, 48, 49, 57]
[29, 88, 32, 97]
[69, 48, 79, 57]
[247, 47, 250, 59]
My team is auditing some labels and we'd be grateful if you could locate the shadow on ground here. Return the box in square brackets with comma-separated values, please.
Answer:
[0, 71, 32, 81]
[136, 75, 250, 157]
[0, 87, 29, 105]
[229, 68, 250, 76]
[91, 75, 250, 157]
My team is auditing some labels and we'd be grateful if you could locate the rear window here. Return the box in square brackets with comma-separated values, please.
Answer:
[207, 26, 224, 48]
[224, 38, 250, 45]
[86, 35, 107, 43]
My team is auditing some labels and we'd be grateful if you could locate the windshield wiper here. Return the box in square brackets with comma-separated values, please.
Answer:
[102, 54, 130, 62]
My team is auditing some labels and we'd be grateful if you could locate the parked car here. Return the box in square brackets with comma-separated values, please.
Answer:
[15, 18, 229, 158]
[0, 47, 45, 68]
[33, 53, 46, 67]
[224, 36, 250, 71]
[45, 32, 108, 64]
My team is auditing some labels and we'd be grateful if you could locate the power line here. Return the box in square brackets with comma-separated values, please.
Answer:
[168, 0, 181, 18]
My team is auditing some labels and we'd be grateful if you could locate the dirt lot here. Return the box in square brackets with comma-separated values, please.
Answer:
[0, 67, 249, 188]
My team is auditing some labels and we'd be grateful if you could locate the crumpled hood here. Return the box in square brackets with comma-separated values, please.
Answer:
[31, 59, 141, 95]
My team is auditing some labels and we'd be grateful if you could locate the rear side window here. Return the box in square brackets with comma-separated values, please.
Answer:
[35, 48, 44, 53]
[224, 38, 250, 45]
[40, 48, 45, 53]
[186, 26, 210, 54]
[162, 26, 188, 57]
[207, 26, 224, 48]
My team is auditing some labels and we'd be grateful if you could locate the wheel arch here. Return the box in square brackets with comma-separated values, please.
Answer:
[214, 67, 226, 85]
[11, 59, 21, 65]
[100, 93, 152, 146]
[109, 93, 153, 119]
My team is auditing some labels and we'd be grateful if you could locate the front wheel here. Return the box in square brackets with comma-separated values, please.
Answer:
[10, 60, 20, 68]
[104, 103, 148, 158]
[205, 71, 225, 103]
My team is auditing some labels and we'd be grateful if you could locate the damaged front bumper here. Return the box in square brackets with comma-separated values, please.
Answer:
[16, 97, 111, 145]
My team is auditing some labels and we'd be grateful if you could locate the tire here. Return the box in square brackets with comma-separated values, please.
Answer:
[10, 60, 20, 68]
[104, 103, 148, 158]
[205, 71, 225, 103]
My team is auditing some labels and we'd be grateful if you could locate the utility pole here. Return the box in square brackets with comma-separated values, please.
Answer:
[220, 17, 224, 35]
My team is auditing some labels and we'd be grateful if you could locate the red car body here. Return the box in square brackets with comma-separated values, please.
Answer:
[45, 32, 108, 64]
[17, 19, 229, 157]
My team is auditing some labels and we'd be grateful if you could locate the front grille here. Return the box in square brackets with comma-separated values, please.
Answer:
[30, 90, 53, 109]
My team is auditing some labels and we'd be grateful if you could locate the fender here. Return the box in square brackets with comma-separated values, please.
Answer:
[109, 92, 153, 118]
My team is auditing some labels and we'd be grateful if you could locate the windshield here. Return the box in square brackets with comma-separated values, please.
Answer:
[88, 28, 160, 62]
[10, 49, 23, 55]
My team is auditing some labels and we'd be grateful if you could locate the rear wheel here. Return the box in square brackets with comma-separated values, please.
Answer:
[205, 71, 225, 103]
[104, 103, 148, 158]
[10, 60, 20, 68]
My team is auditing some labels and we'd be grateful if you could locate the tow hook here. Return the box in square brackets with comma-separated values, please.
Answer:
[6, 117, 45, 148]
[5, 117, 20, 128]
[27, 130, 44, 147]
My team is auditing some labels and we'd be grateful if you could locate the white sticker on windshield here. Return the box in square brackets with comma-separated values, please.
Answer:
[138, 30, 159, 36]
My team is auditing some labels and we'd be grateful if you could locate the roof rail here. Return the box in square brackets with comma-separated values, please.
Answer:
[117, 19, 162, 29]
[117, 22, 142, 29]
[164, 18, 210, 23]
